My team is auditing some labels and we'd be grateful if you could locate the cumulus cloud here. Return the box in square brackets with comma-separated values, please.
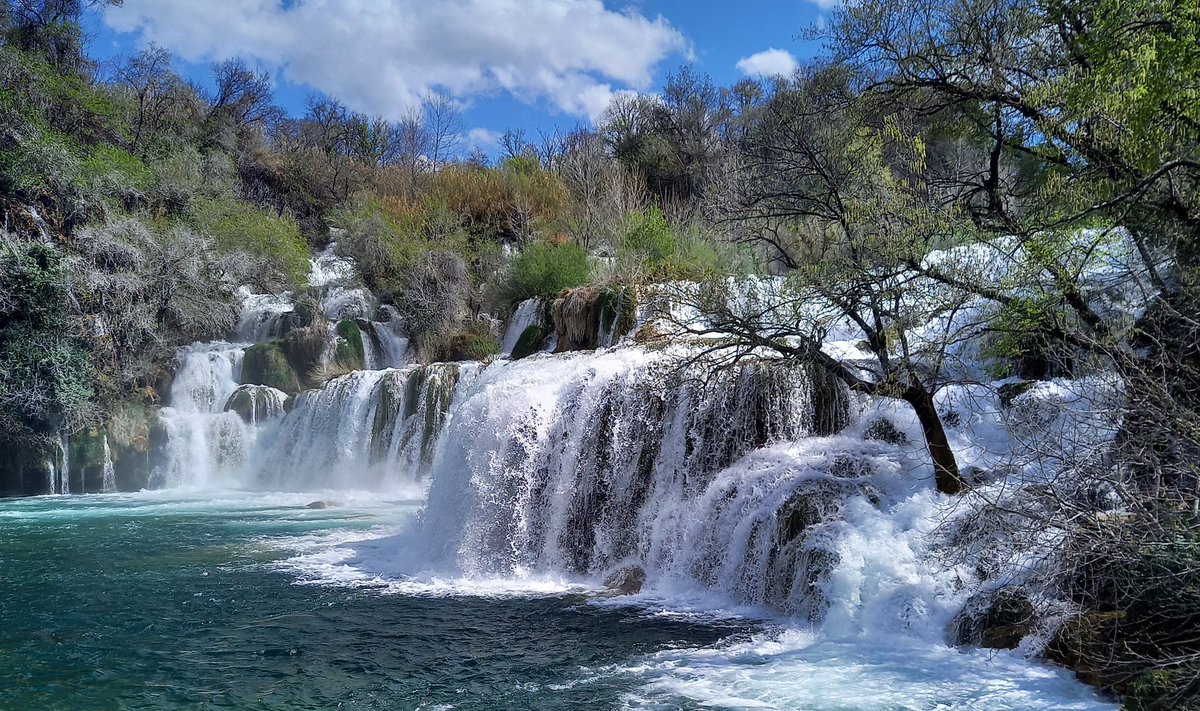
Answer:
[735, 48, 800, 78]
[103, 0, 690, 121]
[466, 127, 502, 150]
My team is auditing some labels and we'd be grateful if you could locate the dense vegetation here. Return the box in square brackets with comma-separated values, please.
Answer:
[1, 0, 1197, 705]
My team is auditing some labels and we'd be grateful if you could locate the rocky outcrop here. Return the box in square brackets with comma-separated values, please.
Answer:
[242, 341, 302, 394]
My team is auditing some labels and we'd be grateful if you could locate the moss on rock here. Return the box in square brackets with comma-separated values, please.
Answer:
[438, 332, 499, 362]
[242, 341, 301, 394]
[512, 324, 548, 360]
[334, 319, 365, 370]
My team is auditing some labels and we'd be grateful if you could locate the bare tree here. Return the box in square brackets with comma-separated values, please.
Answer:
[421, 92, 463, 170]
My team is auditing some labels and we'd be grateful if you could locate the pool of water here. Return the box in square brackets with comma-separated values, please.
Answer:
[0, 491, 1117, 710]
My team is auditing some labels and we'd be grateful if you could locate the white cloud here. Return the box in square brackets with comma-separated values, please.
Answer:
[735, 48, 800, 78]
[103, 0, 690, 121]
[466, 127, 502, 150]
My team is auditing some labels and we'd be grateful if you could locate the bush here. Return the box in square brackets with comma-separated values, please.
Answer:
[396, 250, 472, 361]
[506, 241, 590, 303]
[436, 330, 500, 362]
[622, 206, 676, 264]
[189, 197, 310, 286]
[0, 240, 97, 448]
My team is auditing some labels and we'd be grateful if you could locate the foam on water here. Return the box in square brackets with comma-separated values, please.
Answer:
[622, 628, 1114, 710]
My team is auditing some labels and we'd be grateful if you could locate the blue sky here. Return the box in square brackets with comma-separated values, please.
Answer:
[82, 1, 829, 155]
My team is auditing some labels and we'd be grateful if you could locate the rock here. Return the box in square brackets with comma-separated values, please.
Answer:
[281, 325, 330, 382]
[511, 324, 547, 360]
[224, 385, 288, 423]
[997, 379, 1039, 408]
[242, 341, 301, 394]
[305, 501, 332, 510]
[1045, 610, 1128, 690]
[950, 587, 1038, 650]
[864, 418, 908, 445]
[334, 319, 365, 370]
[603, 565, 646, 595]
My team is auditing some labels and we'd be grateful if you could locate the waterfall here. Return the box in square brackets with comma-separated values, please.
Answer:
[501, 298, 545, 355]
[256, 362, 473, 490]
[361, 312, 410, 370]
[59, 431, 70, 495]
[411, 349, 861, 611]
[101, 435, 117, 493]
[155, 342, 252, 488]
[236, 288, 295, 342]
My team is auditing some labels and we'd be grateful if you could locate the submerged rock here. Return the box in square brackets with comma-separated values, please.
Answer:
[603, 565, 646, 595]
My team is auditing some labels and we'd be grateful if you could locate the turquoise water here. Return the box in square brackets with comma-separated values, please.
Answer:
[0, 492, 746, 710]
[0, 491, 1118, 710]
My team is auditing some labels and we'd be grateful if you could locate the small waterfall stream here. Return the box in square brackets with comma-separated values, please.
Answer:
[101, 435, 117, 493]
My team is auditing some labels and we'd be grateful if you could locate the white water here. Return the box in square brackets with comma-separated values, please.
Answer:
[59, 430, 70, 495]
[236, 289, 294, 342]
[154, 342, 255, 488]
[361, 308, 410, 369]
[101, 434, 116, 493]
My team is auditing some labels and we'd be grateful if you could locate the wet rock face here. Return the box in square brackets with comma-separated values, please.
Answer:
[949, 587, 1038, 649]
[603, 565, 646, 595]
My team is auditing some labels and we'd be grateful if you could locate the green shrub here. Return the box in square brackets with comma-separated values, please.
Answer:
[506, 241, 590, 303]
[437, 331, 500, 362]
[622, 206, 676, 264]
[0, 242, 97, 448]
[81, 144, 154, 192]
[189, 197, 310, 285]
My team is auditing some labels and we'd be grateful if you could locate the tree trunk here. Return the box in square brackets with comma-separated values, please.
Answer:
[904, 386, 963, 495]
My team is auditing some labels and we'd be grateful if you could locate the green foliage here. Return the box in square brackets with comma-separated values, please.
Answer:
[437, 330, 500, 362]
[622, 207, 676, 264]
[506, 241, 590, 303]
[188, 197, 310, 285]
[0, 241, 96, 447]
[80, 144, 154, 192]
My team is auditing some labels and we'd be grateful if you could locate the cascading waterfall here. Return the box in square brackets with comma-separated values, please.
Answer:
[257, 362, 473, 490]
[410, 348, 871, 614]
[360, 308, 410, 369]
[58, 431, 70, 495]
[236, 289, 295, 342]
[501, 298, 545, 354]
[154, 342, 255, 488]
